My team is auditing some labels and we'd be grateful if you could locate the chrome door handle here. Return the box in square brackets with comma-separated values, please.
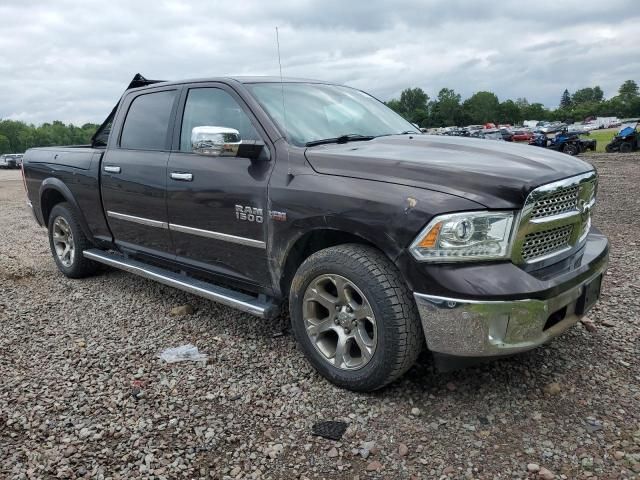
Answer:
[170, 172, 193, 181]
[104, 165, 121, 174]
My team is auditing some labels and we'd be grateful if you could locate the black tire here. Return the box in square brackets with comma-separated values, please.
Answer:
[47, 202, 99, 278]
[563, 143, 579, 156]
[289, 244, 423, 392]
[605, 143, 616, 153]
[619, 142, 633, 153]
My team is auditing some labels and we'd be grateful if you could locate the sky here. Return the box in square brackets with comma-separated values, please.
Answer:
[1, 0, 639, 125]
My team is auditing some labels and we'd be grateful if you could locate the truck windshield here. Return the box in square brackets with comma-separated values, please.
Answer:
[247, 83, 417, 147]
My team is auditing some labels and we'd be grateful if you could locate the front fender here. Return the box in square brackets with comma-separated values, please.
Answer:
[268, 172, 486, 297]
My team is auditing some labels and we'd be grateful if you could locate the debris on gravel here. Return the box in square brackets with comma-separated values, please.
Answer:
[170, 304, 194, 316]
[543, 382, 563, 396]
[1, 154, 639, 479]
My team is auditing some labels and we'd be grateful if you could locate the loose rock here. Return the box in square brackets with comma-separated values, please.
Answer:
[398, 443, 409, 457]
[366, 460, 382, 471]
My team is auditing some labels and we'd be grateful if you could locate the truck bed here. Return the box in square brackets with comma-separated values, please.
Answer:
[23, 145, 103, 170]
[23, 145, 111, 243]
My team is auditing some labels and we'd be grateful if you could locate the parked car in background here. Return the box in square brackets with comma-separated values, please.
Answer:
[12, 154, 24, 167]
[499, 128, 513, 142]
[0, 154, 20, 168]
[537, 122, 567, 134]
[512, 129, 533, 142]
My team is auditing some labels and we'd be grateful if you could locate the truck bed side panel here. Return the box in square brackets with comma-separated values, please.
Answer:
[23, 147, 113, 243]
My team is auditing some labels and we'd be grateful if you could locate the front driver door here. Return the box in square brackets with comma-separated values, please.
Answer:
[166, 84, 274, 287]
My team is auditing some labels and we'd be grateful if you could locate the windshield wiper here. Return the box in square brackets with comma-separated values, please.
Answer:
[373, 130, 420, 139]
[305, 134, 375, 147]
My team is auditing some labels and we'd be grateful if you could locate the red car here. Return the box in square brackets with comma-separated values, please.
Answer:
[512, 130, 533, 142]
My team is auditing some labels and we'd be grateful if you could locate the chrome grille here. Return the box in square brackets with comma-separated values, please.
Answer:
[512, 171, 597, 266]
[531, 185, 579, 219]
[521, 225, 573, 261]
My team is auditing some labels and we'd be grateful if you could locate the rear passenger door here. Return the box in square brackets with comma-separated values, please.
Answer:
[166, 84, 274, 287]
[101, 87, 179, 256]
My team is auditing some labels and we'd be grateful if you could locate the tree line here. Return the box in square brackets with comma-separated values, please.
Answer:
[0, 120, 99, 155]
[385, 80, 640, 128]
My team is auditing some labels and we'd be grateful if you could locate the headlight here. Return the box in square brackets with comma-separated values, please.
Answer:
[409, 211, 515, 262]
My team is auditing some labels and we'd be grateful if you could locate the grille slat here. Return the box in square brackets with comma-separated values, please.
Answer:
[531, 185, 579, 219]
[521, 225, 573, 261]
[516, 176, 597, 264]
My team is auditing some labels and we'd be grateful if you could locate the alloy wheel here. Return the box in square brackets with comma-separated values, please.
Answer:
[52, 216, 75, 267]
[302, 274, 377, 370]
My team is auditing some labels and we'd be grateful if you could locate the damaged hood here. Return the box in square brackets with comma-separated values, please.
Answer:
[304, 135, 594, 209]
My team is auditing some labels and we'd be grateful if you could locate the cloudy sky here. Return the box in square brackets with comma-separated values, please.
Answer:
[1, 0, 639, 125]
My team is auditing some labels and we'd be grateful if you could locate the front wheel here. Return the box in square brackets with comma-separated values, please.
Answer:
[289, 244, 423, 392]
[47, 202, 99, 278]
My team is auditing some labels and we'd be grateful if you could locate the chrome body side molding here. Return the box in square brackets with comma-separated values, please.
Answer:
[107, 211, 168, 229]
[170, 223, 266, 248]
[106, 211, 265, 248]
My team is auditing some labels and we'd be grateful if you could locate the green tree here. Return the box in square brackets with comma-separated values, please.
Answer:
[0, 119, 99, 154]
[618, 80, 639, 99]
[386, 88, 430, 125]
[498, 99, 522, 125]
[560, 89, 572, 108]
[0, 134, 10, 154]
[523, 103, 549, 120]
[572, 86, 604, 105]
[430, 88, 462, 127]
[462, 91, 500, 124]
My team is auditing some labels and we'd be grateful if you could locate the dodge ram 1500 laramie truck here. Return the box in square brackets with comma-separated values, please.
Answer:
[22, 74, 609, 391]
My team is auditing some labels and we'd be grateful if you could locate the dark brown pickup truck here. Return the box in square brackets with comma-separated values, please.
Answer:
[22, 74, 608, 391]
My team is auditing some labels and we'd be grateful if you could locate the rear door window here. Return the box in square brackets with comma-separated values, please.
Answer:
[120, 90, 177, 150]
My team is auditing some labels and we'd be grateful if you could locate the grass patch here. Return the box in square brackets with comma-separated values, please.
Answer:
[584, 128, 618, 153]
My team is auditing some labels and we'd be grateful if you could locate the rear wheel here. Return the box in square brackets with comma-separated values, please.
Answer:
[619, 142, 633, 153]
[605, 143, 616, 153]
[48, 202, 99, 278]
[289, 244, 423, 391]
[563, 143, 579, 156]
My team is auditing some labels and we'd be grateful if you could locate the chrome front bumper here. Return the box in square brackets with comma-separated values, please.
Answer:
[414, 259, 608, 357]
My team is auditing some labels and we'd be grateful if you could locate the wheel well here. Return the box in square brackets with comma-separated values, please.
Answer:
[279, 229, 377, 297]
[41, 189, 66, 225]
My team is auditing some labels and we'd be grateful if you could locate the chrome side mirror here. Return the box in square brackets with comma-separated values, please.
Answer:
[191, 126, 241, 157]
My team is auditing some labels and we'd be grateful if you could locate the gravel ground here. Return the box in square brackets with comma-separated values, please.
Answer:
[0, 154, 639, 480]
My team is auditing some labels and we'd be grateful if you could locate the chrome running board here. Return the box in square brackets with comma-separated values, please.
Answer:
[83, 249, 278, 318]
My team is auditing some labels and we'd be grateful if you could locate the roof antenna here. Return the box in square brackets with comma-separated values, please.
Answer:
[276, 26, 294, 183]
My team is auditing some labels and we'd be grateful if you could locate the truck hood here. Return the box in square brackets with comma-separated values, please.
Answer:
[304, 135, 594, 209]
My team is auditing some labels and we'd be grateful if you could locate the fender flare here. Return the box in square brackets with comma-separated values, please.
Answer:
[270, 217, 405, 298]
[39, 177, 95, 243]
